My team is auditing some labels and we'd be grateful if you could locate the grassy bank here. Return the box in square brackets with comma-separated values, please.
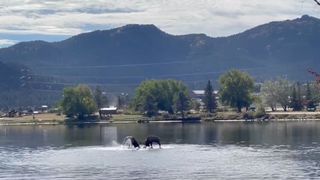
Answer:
[268, 112, 320, 120]
[0, 113, 141, 125]
[0, 113, 65, 125]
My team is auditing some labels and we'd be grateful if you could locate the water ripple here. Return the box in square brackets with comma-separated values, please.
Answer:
[0, 144, 320, 179]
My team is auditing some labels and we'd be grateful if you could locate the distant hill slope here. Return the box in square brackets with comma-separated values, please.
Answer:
[0, 15, 319, 93]
[0, 61, 62, 108]
[0, 61, 26, 90]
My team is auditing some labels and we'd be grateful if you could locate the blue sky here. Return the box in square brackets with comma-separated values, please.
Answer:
[0, 0, 319, 47]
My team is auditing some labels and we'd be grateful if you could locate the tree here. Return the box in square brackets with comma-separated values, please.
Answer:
[118, 93, 129, 109]
[94, 86, 108, 109]
[132, 80, 190, 116]
[142, 93, 158, 117]
[290, 83, 303, 111]
[133, 81, 159, 116]
[219, 70, 254, 112]
[274, 78, 291, 111]
[174, 91, 190, 119]
[191, 99, 201, 111]
[261, 81, 278, 111]
[305, 83, 317, 111]
[203, 80, 217, 113]
[61, 85, 97, 119]
[117, 95, 123, 109]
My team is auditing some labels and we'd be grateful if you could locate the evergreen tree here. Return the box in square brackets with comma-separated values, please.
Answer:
[204, 80, 217, 113]
[306, 83, 316, 111]
[298, 82, 302, 110]
[174, 91, 190, 119]
[117, 95, 123, 109]
[290, 83, 303, 111]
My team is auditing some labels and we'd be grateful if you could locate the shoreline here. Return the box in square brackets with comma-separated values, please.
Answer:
[2, 112, 320, 126]
[2, 117, 320, 126]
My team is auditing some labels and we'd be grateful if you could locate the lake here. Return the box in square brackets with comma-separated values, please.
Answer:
[1, 121, 320, 179]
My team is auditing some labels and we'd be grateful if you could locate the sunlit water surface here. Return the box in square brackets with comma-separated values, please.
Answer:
[1, 122, 320, 179]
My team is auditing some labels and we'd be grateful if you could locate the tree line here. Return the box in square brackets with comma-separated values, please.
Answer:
[261, 79, 318, 112]
[60, 69, 320, 119]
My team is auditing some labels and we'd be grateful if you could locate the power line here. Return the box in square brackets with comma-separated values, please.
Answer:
[30, 66, 267, 80]
[25, 67, 268, 91]
[27, 81, 140, 87]
[31, 74, 146, 80]
[33, 60, 195, 70]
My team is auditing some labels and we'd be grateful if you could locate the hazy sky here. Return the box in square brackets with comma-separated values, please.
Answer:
[0, 0, 319, 47]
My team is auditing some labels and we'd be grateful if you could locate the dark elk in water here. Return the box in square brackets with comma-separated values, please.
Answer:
[122, 136, 140, 148]
[144, 136, 161, 148]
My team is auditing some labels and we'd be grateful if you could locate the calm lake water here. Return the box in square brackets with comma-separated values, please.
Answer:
[1, 121, 320, 179]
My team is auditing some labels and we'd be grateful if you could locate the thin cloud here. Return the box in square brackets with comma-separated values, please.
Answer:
[0, 39, 17, 47]
[0, 0, 318, 41]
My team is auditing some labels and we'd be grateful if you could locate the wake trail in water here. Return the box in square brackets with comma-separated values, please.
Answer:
[89, 144, 175, 151]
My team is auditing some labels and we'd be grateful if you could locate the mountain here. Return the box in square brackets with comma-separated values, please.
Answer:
[0, 61, 37, 108]
[223, 15, 320, 76]
[0, 61, 27, 90]
[0, 15, 319, 102]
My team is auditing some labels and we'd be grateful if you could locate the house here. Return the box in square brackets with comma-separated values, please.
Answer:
[191, 90, 219, 111]
[99, 106, 118, 119]
[191, 90, 219, 99]
[40, 105, 48, 112]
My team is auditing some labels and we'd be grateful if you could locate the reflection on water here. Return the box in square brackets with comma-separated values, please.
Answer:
[1, 121, 320, 148]
[1, 121, 320, 179]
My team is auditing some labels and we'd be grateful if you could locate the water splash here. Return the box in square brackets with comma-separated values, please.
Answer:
[87, 145, 174, 151]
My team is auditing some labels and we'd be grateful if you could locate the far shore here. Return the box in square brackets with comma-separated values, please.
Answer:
[1, 111, 320, 126]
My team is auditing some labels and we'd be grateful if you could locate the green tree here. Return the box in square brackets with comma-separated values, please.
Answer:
[219, 70, 254, 112]
[117, 95, 123, 109]
[306, 83, 317, 111]
[204, 80, 217, 113]
[290, 85, 303, 111]
[133, 80, 190, 116]
[133, 81, 158, 116]
[191, 99, 201, 112]
[61, 85, 97, 119]
[274, 78, 291, 111]
[174, 91, 190, 119]
[142, 93, 158, 117]
[94, 86, 108, 109]
[261, 81, 278, 111]
[117, 93, 129, 109]
[290, 83, 303, 111]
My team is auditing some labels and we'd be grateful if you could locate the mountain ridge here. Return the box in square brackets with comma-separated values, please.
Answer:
[0, 15, 319, 95]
